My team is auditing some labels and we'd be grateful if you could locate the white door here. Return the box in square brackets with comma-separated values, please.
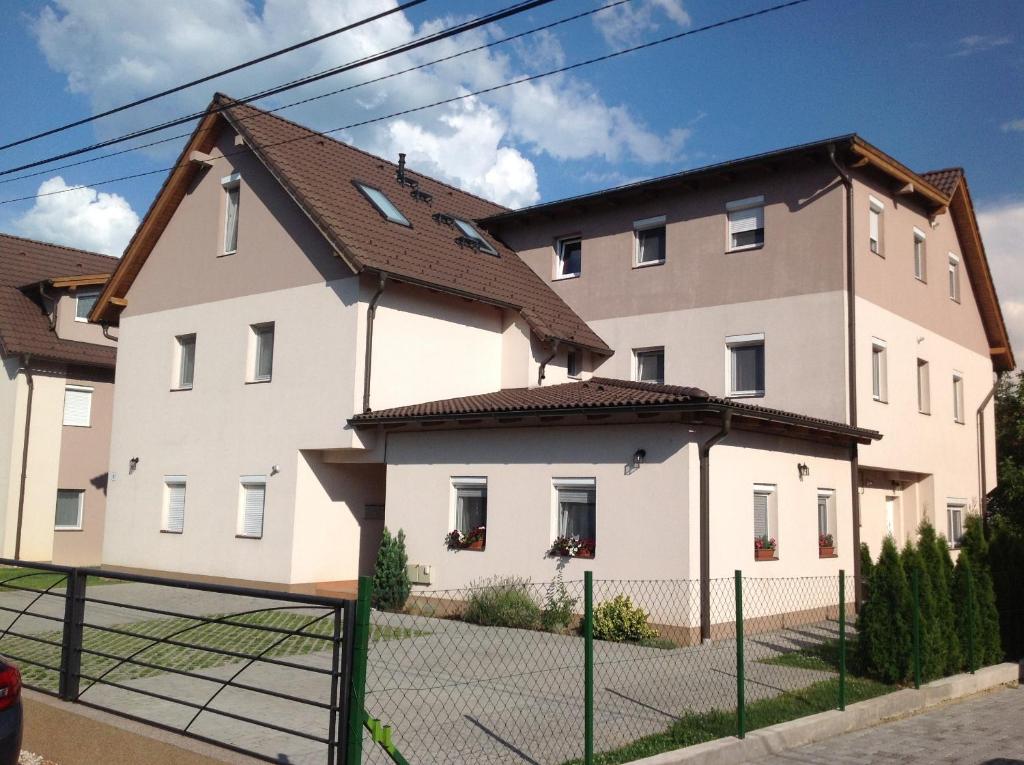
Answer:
[885, 496, 896, 537]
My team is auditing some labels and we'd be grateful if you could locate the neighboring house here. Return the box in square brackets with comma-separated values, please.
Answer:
[90, 95, 879, 621]
[0, 233, 118, 565]
[483, 138, 1013, 561]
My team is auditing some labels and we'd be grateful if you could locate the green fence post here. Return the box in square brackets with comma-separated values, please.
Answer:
[584, 571, 594, 765]
[966, 568, 976, 674]
[838, 570, 846, 711]
[735, 570, 745, 739]
[912, 568, 922, 689]
[346, 576, 373, 765]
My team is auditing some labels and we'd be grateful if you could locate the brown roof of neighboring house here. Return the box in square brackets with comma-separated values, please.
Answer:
[349, 377, 881, 444]
[0, 233, 117, 367]
[93, 94, 610, 354]
[920, 168, 963, 197]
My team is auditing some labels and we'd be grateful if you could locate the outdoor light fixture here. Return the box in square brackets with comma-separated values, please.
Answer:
[797, 462, 810, 478]
[632, 449, 647, 469]
[129, 457, 140, 474]
[270, 465, 280, 476]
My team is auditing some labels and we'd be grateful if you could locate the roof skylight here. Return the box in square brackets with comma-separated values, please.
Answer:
[355, 182, 410, 226]
[453, 218, 497, 255]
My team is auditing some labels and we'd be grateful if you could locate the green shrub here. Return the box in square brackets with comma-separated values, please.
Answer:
[988, 523, 1024, 659]
[463, 577, 542, 629]
[959, 515, 1003, 664]
[900, 539, 943, 682]
[857, 537, 911, 684]
[372, 527, 411, 611]
[952, 549, 984, 671]
[593, 595, 658, 643]
[540, 572, 578, 633]
[917, 521, 958, 678]
[858, 543, 873, 604]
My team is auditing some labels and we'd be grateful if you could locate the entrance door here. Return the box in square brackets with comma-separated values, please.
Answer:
[885, 496, 896, 538]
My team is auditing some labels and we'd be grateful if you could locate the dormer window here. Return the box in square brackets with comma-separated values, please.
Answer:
[453, 218, 497, 255]
[355, 182, 410, 226]
[222, 173, 240, 254]
[75, 290, 99, 322]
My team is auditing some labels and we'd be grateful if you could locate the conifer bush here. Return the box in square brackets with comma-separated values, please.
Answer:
[988, 523, 1024, 659]
[917, 521, 959, 677]
[959, 516, 1003, 665]
[372, 527, 411, 611]
[857, 537, 911, 684]
[951, 549, 984, 671]
[900, 539, 943, 682]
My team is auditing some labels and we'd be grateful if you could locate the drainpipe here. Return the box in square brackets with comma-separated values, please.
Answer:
[362, 274, 387, 413]
[537, 340, 559, 386]
[37, 284, 57, 331]
[100, 322, 118, 342]
[829, 145, 863, 605]
[698, 408, 731, 642]
[976, 375, 999, 533]
[14, 355, 34, 560]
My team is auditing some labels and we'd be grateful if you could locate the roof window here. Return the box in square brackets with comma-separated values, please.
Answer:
[355, 182, 410, 226]
[452, 217, 498, 255]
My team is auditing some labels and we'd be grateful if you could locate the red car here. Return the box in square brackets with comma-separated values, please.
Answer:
[0, 662, 22, 765]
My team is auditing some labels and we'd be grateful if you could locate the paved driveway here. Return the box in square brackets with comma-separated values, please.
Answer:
[748, 685, 1024, 765]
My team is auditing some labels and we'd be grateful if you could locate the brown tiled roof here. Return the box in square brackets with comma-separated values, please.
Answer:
[920, 168, 963, 197]
[350, 377, 881, 443]
[0, 233, 117, 367]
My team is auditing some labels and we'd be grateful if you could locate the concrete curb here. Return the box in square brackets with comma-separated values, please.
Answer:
[626, 663, 1020, 765]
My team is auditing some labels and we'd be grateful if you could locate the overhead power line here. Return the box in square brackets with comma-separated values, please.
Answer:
[0, 0, 814, 208]
[0, 0, 560, 177]
[0, 0, 429, 153]
[0, 0, 634, 187]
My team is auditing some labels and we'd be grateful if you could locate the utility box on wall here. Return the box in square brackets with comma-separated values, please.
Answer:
[407, 563, 431, 585]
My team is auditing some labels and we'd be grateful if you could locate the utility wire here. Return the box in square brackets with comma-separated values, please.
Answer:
[0, 0, 429, 153]
[0, 0, 633, 187]
[0, 0, 813, 207]
[0, 0, 560, 177]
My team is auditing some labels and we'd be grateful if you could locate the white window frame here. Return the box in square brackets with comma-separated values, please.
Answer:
[55, 489, 84, 531]
[75, 290, 100, 323]
[237, 476, 267, 539]
[567, 349, 582, 379]
[917, 358, 931, 415]
[948, 252, 961, 302]
[953, 371, 965, 424]
[913, 228, 927, 282]
[817, 488, 836, 544]
[633, 215, 667, 267]
[222, 173, 241, 255]
[63, 385, 93, 427]
[450, 477, 488, 538]
[726, 195, 765, 252]
[871, 338, 888, 403]
[726, 333, 765, 397]
[162, 476, 187, 534]
[174, 334, 196, 390]
[633, 346, 665, 385]
[753, 483, 778, 552]
[249, 322, 275, 383]
[554, 237, 582, 280]
[552, 477, 597, 548]
[868, 196, 884, 256]
[946, 500, 966, 548]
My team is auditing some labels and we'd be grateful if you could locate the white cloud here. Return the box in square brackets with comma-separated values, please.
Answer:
[12, 177, 140, 257]
[951, 34, 1013, 57]
[593, 0, 691, 49]
[978, 200, 1024, 361]
[1001, 118, 1024, 133]
[29, 0, 693, 208]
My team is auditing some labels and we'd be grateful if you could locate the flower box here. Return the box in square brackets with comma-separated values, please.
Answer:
[818, 534, 835, 557]
[818, 546, 835, 557]
[754, 535, 777, 561]
[465, 538, 485, 551]
[445, 526, 486, 551]
[754, 548, 777, 561]
[547, 536, 595, 559]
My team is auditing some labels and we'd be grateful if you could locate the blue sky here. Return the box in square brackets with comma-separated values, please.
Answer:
[0, 0, 1021, 352]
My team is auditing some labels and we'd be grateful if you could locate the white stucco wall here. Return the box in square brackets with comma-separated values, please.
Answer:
[15, 368, 64, 561]
[0, 356, 24, 557]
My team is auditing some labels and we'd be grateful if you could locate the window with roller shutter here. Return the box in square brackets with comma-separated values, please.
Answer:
[163, 478, 186, 534]
[238, 478, 267, 538]
[726, 195, 765, 251]
[63, 385, 93, 427]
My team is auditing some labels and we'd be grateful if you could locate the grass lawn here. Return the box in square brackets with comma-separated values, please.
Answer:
[0, 566, 114, 592]
[0, 609, 426, 692]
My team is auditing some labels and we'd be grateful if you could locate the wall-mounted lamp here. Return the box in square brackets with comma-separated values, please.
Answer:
[129, 457, 140, 475]
[632, 449, 646, 470]
[270, 465, 280, 476]
[797, 462, 810, 479]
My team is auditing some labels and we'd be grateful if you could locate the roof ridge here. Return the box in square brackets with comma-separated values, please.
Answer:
[213, 93, 510, 214]
[0, 231, 116, 261]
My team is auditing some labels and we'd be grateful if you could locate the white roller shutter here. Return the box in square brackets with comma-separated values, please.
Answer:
[753, 492, 769, 538]
[241, 482, 266, 537]
[63, 386, 93, 427]
[165, 481, 186, 533]
[728, 206, 764, 236]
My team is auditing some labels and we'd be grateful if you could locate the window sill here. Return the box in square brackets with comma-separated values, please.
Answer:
[245, 378, 272, 385]
[218, 250, 237, 258]
[954, 419, 965, 425]
[170, 386, 193, 393]
[55, 527, 83, 533]
[633, 259, 665, 270]
[726, 244, 765, 254]
[160, 529, 183, 535]
[728, 391, 764, 399]
[63, 423, 91, 428]
[74, 317, 90, 323]
[236, 534, 263, 540]
[915, 276, 927, 284]
[448, 546, 486, 552]
[754, 554, 779, 562]
[550, 552, 595, 560]
[553, 273, 581, 281]
[873, 397, 888, 404]
[918, 410, 931, 416]
[818, 552, 838, 559]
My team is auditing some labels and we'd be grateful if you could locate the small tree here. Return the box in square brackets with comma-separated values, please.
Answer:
[933, 532, 963, 675]
[951, 548, 984, 671]
[857, 537, 912, 684]
[900, 539, 942, 681]
[372, 527, 411, 611]
[959, 516, 1003, 664]
[858, 542, 874, 605]
[988, 522, 1024, 659]
[917, 520, 958, 677]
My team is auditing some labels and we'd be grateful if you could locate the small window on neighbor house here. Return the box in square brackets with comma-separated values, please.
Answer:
[55, 489, 84, 531]
[223, 173, 240, 254]
[871, 339, 888, 403]
[947, 501, 965, 548]
[555, 237, 582, 279]
[817, 489, 836, 547]
[251, 323, 275, 382]
[727, 334, 765, 397]
[176, 334, 196, 389]
[63, 385, 93, 427]
[453, 478, 487, 541]
[238, 477, 267, 538]
[567, 349, 581, 378]
[913, 229, 927, 281]
[953, 372, 964, 424]
[355, 182, 410, 226]
[75, 290, 99, 322]
[753, 484, 778, 554]
[726, 196, 765, 251]
[634, 348, 665, 384]
[555, 479, 596, 554]
[948, 252, 961, 302]
[453, 218, 497, 255]
[634, 216, 666, 266]
[917, 359, 931, 414]
[163, 477, 186, 534]
[868, 196, 884, 255]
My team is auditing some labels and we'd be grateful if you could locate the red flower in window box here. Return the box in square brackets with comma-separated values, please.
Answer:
[547, 535, 595, 559]
[818, 533, 835, 557]
[754, 535, 777, 561]
[444, 526, 486, 551]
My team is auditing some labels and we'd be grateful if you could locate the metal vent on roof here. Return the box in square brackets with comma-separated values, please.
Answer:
[411, 188, 433, 204]
[432, 213, 455, 226]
